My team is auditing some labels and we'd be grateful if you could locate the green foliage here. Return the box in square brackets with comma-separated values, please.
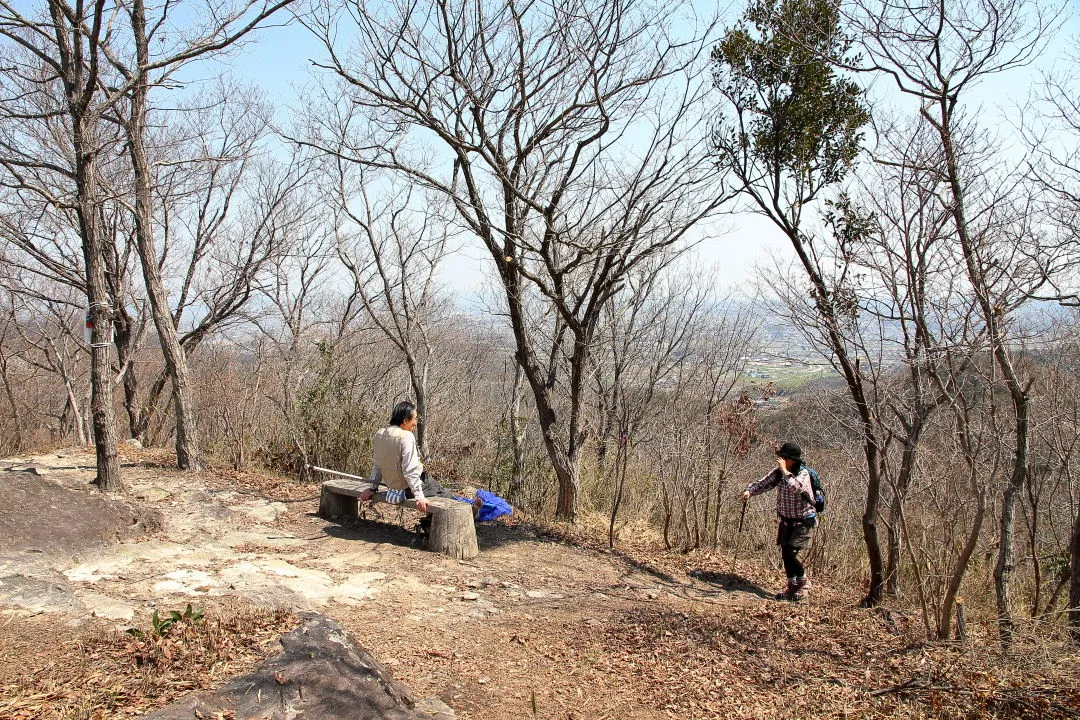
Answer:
[1046, 551, 1068, 578]
[295, 340, 380, 473]
[125, 604, 204, 639]
[712, 0, 869, 191]
[821, 192, 881, 318]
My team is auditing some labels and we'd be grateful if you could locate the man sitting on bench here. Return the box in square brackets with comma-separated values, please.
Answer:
[360, 400, 457, 534]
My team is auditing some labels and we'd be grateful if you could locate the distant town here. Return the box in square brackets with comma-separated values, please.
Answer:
[744, 323, 838, 399]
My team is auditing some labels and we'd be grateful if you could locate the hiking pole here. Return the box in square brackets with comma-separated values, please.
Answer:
[308, 464, 368, 482]
[730, 496, 749, 574]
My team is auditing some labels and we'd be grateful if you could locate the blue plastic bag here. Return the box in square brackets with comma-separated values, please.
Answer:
[454, 489, 513, 522]
[475, 489, 513, 522]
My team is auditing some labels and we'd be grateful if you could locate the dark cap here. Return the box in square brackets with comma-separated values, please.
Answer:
[776, 441, 802, 462]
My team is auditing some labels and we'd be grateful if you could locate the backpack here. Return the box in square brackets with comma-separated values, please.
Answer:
[805, 466, 826, 513]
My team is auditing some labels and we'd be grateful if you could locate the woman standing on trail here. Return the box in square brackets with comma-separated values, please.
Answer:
[742, 442, 817, 601]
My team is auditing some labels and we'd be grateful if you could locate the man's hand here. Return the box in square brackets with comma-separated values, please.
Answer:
[416, 499, 429, 514]
[742, 490, 751, 502]
[360, 488, 375, 502]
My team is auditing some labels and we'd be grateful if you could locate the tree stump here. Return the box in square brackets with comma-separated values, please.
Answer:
[318, 480, 479, 560]
[424, 496, 479, 560]
[319, 482, 360, 518]
[955, 598, 968, 641]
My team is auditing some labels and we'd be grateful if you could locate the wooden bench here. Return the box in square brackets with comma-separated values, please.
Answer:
[318, 478, 479, 560]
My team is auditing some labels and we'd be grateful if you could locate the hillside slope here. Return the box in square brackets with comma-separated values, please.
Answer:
[0, 449, 1077, 719]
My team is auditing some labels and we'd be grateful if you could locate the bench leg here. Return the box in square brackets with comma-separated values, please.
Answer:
[319, 487, 358, 519]
[427, 503, 479, 560]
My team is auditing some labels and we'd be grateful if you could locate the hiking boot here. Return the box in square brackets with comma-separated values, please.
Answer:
[775, 578, 797, 601]
[788, 576, 810, 601]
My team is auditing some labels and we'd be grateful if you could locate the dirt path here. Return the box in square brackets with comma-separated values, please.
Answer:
[2, 448, 1078, 720]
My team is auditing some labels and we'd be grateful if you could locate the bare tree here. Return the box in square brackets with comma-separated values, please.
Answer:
[10, 291, 94, 446]
[835, 118, 988, 612]
[0, 144, 146, 443]
[0, 0, 293, 482]
[694, 302, 762, 547]
[299, 0, 730, 521]
[95, 0, 295, 470]
[841, 120, 1000, 635]
[0, 294, 27, 452]
[0, 0, 127, 488]
[119, 86, 288, 447]
[592, 261, 712, 547]
[330, 165, 451, 456]
[846, 0, 1071, 648]
[1023, 38, 1080, 648]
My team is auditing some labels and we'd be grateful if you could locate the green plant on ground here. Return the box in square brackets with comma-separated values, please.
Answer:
[125, 604, 204, 639]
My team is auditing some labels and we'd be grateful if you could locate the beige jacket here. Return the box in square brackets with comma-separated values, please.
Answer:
[368, 425, 425, 499]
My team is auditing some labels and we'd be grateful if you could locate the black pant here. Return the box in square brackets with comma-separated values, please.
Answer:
[781, 544, 804, 579]
[404, 470, 455, 500]
[777, 517, 813, 579]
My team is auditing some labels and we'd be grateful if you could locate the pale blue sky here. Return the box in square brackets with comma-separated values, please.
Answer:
[217, 2, 1079, 301]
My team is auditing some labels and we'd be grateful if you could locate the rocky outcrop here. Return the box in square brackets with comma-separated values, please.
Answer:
[0, 462, 161, 556]
[142, 613, 454, 720]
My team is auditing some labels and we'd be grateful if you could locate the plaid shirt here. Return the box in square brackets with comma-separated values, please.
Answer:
[747, 467, 816, 520]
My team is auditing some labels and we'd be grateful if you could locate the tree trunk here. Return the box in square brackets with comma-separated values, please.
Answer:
[50, 0, 123, 491]
[425, 498, 480, 561]
[928, 102, 1031, 649]
[992, 393, 1030, 651]
[1069, 505, 1080, 645]
[58, 365, 88, 446]
[0, 351, 23, 452]
[508, 363, 527, 505]
[555, 334, 590, 522]
[503, 264, 582, 522]
[406, 354, 429, 457]
[940, 487, 985, 640]
[885, 430, 923, 597]
[112, 304, 142, 439]
[608, 434, 630, 548]
[933, 391, 987, 640]
[787, 229, 884, 606]
[132, 368, 168, 441]
[884, 504, 902, 597]
[1026, 474, 1043, 617]
[860, 442, 885, 606]
[76, 155, 122, 490]
[127, 0, 202, 471]
[549, 433, 580, 522]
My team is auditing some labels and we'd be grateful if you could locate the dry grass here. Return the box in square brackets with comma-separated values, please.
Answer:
[507, 517, 1080, 720]
[0, 599, 297, 720]
[587, 603, 1080, 719]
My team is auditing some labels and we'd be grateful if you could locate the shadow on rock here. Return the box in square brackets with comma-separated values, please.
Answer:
[319, 515, 424, 551]
[315, 511, 532, 553]
[0, 466, 162, 556]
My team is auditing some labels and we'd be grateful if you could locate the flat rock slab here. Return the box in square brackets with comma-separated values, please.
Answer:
[0, 573, 83, 614]
[142, 612, 453, 720]
[76, 590, 135, 621]
[227, 500, 289, 523]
